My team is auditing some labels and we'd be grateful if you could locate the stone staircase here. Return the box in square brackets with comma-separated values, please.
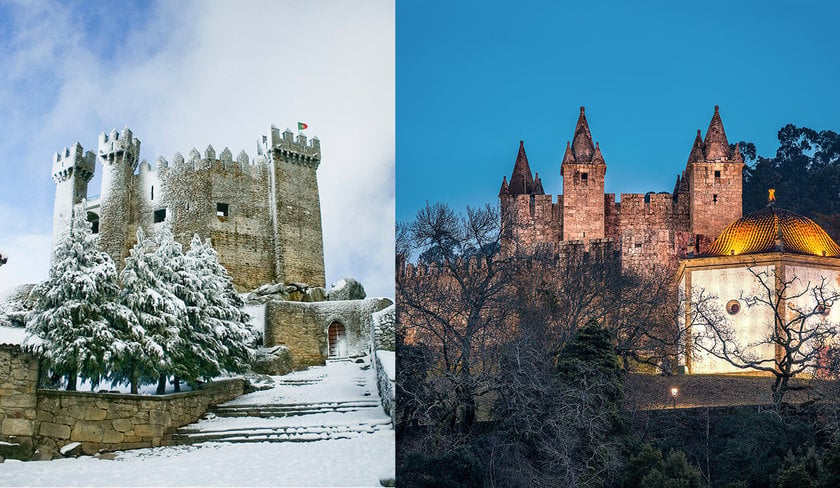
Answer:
[171, 358, 392, 445]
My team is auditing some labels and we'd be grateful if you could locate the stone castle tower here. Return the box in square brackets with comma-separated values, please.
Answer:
[499, 106, 744, 273]
[51, 125, 326, 291]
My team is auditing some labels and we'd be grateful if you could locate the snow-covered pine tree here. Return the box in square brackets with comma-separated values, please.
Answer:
[24, 204, 130, 390]
[150, 224, 194, 393]
[117, 227, 186, 393]
[184, 235, 255, 376]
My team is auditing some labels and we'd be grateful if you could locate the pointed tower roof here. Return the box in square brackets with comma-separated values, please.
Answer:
[562, 141, 575, 164]
[506, 140, 543, 195]
[499, 176, 510, 197]
[534, 172, 544, 194]
[733, 142, 744, 163]
[687, 129, 705, 163]
[703, 105, 730, 160]
[592, 141, 605, 164]
[572, 106, 595, 162]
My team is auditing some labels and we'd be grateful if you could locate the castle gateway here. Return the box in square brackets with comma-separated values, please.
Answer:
[499, 106, 744, 273]
[51, 126, 325, 291]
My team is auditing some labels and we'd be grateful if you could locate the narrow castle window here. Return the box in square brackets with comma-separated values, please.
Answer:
[217, 203, 230, 220]
[581, 172, 588, 186]
[713, 194, 718, 204]
[151, 185, 154, 200]
[714, 170, 721, 179]
[154, 209, 166, 223]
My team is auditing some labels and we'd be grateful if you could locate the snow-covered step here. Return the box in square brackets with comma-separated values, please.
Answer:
[209, 400, 382, 418]
[173, 420, 392, 445]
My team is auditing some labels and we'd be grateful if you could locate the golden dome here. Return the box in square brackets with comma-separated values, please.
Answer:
[702, 202, 840, 258]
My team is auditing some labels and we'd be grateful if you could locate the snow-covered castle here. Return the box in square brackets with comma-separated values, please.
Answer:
[51, 126, 325, 291]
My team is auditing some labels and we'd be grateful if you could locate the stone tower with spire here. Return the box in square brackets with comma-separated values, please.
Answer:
[498, 106, 743, 273]
[561, 107, 607, 241]
[684, 105, 744, 240]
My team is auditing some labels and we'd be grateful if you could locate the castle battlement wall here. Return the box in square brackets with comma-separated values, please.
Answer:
[496, 106, 743, 276]
[52, 125, 326, 291]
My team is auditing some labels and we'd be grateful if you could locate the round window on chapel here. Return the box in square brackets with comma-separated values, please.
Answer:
[726, 300, 741, 315]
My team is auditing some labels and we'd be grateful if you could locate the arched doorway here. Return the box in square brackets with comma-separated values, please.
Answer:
[328, 322, 348, 357]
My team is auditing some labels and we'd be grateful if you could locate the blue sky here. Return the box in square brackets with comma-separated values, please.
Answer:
[0, 0, 394, 297]
[396, 0, 840, 223]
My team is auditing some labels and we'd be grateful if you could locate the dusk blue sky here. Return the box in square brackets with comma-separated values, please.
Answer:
[0, 1, 394, 297]
[397, 0, 840, 223]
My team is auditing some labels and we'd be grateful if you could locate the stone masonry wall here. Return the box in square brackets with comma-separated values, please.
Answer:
[689, 161, 743, 239]
[35, 378, 246, 456]
[265, 298, 393, 368]
[131, 150, 277, 291]
[0, 346, 39, 459]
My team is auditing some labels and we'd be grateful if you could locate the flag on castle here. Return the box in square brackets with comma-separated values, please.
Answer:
[298, 122, 308, 130]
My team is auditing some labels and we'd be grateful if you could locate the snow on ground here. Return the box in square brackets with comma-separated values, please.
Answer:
[0, 359, 395, 487]
[0, 434, 395, 487]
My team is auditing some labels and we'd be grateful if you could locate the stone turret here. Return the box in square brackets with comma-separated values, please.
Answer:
[685, 106, 743, 243]
[561, 106, 607, 241]
[51, 143, 96, 258]
[97, 127, 141, 266]
[263, 125, 325, 287]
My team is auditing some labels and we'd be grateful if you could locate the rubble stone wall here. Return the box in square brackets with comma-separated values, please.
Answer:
[264, 298, 393, 368]
[35, 378, 246, 456]
[0, 346, 39, 458]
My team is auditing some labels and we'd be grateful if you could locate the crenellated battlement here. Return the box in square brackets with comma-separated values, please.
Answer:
[51, 142, 95, 183]
[51, 122, 326, 290]
[98, 127, 141, 162]
[262, 125, 321, 169]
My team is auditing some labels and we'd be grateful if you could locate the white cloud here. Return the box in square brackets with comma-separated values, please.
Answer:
[0, 233, 51, 294]
[0, 0, 394, 297]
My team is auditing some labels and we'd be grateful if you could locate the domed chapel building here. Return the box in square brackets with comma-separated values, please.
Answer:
[677, 190, 840, 374]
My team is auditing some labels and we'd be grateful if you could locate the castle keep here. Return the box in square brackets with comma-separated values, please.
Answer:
[498, 106, 744, 272]
[51, 125, 325, 291]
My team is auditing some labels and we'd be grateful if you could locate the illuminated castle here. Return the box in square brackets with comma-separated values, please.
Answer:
[498, 106, 744, 272]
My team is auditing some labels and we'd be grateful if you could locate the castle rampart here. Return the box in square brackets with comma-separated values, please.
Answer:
[498, 106, 744, 275]
[51, 125, 326, 291]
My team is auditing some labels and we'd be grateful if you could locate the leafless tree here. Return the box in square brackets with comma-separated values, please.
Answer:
[691, 266, 840, 408]
[397, 202, 513, 433]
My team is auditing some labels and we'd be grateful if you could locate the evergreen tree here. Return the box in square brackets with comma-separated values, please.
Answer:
[116, 227, 186, 393]
[23, 206, 129, 390]
[184, 235, 254, 376]
[149, 224, 192, 393]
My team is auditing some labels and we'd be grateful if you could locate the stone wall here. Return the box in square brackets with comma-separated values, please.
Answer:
[56, 126, 325, 293]
[35, 378, 246, 457]
[264, 298, 393, 368]
[0, 345, 39, 459]
[374, 351, 395, 426]
[370, 304, 396, 351]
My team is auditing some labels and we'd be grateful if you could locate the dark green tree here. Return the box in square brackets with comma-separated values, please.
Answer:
[740, 125, 840, 219]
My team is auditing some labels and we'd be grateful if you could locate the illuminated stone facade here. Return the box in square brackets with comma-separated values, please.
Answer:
[678, 200, 840, 374]
[499, 106, 744, 273]
[51, 126, 326, 291]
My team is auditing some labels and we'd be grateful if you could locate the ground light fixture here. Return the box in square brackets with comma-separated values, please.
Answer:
[670, 386, 679, 409]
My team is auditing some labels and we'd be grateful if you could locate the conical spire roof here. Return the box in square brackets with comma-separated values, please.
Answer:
[703, 105, 730, 160]
[499, 176, 509, 197]
[572, 106, 595, 162]
[562, 141, 575, 164]
[505, 140, 543, 195]
[592, 141, 605, 163]
[687, 129, 705, 163]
